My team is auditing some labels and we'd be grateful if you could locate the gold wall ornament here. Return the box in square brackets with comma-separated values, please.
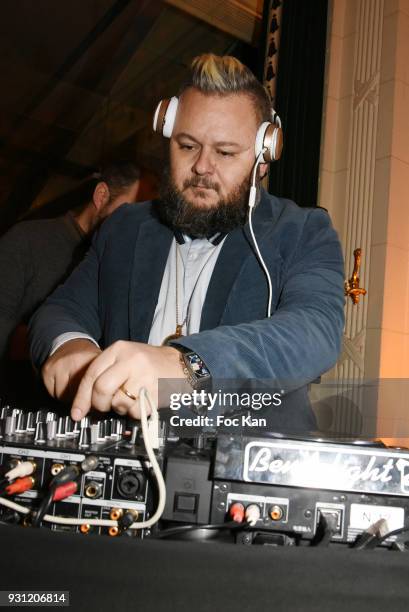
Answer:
[345, 248, 367, 305]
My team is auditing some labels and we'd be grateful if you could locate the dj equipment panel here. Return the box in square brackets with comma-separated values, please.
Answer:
[209, 434, 409, 545]
[2, 405, 409, 548]
[0, 407, 159, 537]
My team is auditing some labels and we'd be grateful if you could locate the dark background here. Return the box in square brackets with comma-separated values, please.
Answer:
[0, 0, 328, 234]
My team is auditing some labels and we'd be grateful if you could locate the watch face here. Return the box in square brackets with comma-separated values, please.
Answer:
[186, 353, 210, 379]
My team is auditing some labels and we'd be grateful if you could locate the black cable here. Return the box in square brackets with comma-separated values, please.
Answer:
[50, 466, 79, 487]
[32, 488, 55, 528]
[310, 513, 338, 547]
[351, 518, 389, 550]
[377, 525, 409, 546]
[32, 465, 81, 528]
[154, 521, 250, 539]
[119, 510, 139, 532]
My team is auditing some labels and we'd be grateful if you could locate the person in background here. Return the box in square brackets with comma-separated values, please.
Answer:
[0, 160, 141, 405]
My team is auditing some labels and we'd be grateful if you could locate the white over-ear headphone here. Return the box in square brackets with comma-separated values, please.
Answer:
[153, 96, 283, 162]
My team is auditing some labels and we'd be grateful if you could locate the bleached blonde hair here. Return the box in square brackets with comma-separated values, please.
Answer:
[180, 53, 272, 123]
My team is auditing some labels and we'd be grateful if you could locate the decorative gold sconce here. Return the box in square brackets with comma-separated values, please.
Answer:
[345, 248, 367, 305]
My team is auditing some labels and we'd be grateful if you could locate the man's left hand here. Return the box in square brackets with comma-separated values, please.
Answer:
[70, 341, 187, 421]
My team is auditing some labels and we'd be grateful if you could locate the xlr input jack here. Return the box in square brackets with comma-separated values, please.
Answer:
[116, 470, 144, 499]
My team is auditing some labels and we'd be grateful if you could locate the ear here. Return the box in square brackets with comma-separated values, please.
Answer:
[92, 182, 110, 211]
[259, 163, 269, 180]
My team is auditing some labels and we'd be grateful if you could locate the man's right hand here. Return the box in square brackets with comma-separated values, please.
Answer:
[41, 339, 102, 403]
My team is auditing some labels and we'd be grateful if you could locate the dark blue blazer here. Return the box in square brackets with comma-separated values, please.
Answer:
[29, 190, 345, 433]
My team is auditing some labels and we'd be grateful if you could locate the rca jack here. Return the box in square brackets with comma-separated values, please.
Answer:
[51, 463, 64, 476]
[269, 505, 284, 521]
[80, 524, 91, 534]
[110, 508, 123, 521]
[108, 526, 119, 537]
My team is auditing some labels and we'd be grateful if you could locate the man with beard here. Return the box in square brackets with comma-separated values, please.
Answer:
[29, 54, 344, 433]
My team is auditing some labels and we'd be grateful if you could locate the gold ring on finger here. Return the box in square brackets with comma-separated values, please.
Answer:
[119, 385, 138, 401]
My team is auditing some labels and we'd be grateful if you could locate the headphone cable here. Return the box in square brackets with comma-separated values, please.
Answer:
[248, 150, 273, 318]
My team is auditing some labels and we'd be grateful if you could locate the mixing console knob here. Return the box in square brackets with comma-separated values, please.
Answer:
[112, 419, 120, 438]
[65, 416, 75, 436]
[79, 426, 91, 448]
[1, 405, 11, 419]
[80, 416, 89, 429]
[56, 417, 66, 438]
[100, 420, 107, 439]
[130, 423, 138, 444]
[5, 415, 16, 436]
[98, 421, 105, 441]
[16, 412, 27, 433]
[105, 420, 112, 438]
[35, 421, 46, 443]
[35, 410, 46, 424]
[90, 423, 99, 444]
[47, 420, 57, 441]
[26, 412, 35, 432]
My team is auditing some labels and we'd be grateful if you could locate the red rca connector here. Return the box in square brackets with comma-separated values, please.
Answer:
[245, 503, 261, 526]
[53, 481, 78, 502]
[6, 476, 35, 495]
[229, 502, 245, 523]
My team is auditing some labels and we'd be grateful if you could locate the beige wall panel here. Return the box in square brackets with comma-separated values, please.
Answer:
[332, 0, 359, 37]
[391, 80, 409, 164]
[379, 329, 408, 376]
[381, 246, 409, 334]
[376, 80, 394, 159]
[364, 328, 382, 378]
[386, 157, 409, 250]
[380, 11, 399, 83]
[386, 0, 409, 17]
[371, 156, 390, 246]
[331, 169, 349, 236]
[320, 97, 339, 172]
[367, 242, 387, 329]
[395, 10, 409, 83]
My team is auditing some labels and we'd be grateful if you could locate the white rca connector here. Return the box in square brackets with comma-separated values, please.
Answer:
[5, 460, 36, 481]
[245, 503, 261, 526]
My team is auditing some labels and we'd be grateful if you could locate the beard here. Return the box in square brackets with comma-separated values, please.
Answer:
[157, 167, 252, 238]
